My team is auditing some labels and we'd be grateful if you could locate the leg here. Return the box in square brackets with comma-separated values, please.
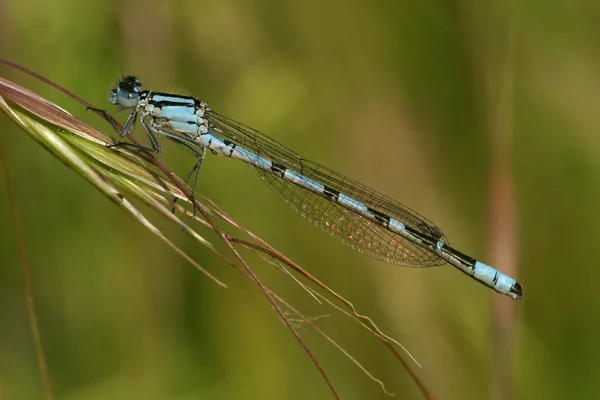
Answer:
[87, 106, 138, 138]
[88, 106, 159, 153]
[87, 107, 122, 133]
[139, 116, 163, 152]
[108, 113, 164, 153]
[150, 127, 206, 216]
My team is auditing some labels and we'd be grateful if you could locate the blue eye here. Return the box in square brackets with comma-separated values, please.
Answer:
[114, 87, 139, 108]
[109, 76, 143, 108]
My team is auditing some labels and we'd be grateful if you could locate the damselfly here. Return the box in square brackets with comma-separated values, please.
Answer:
[102, 76, 523, 300]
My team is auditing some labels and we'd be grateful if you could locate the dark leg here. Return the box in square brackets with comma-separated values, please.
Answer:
[181, 144, 206, 216]
[148, 125, 207, 216]
[88, 106, 164, 154]
[139, 116, 163, 152]
[168, 139, 206, 216]
[108, 113, 164, 153]
[87, 106, 138, 138]
[86, 106, 122, 133]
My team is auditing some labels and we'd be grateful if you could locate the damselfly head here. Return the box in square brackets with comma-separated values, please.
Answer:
[110, 76, 142, 109]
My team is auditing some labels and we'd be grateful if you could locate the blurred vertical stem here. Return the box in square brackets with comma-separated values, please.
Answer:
[476, 3, 521, 400]
[0, 146, 53, 400]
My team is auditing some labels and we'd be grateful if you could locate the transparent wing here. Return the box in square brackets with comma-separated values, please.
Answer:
[208, 110, 448, 267]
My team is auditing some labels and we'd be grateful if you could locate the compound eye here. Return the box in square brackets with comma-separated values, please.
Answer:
[110, 81, 141, 108]
[118, 86, 140, 107]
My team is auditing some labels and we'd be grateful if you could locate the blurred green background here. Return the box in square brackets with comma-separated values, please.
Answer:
[1, 1, 597, 399]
